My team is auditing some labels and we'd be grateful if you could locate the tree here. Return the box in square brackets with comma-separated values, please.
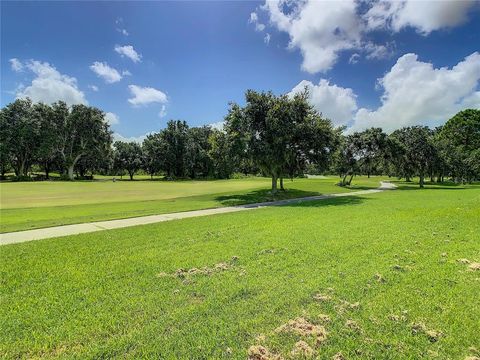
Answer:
[390, 126, 436, 188]
[34, 102, 57, 179]
[185, 126, 212, 178]
[225, 89, 337, 192]
[113, 141, 143, 180]
[160, 120, 189, 178]
[208, 129, 234, 179]
[56, 104, 112, 180]
[0, 98, 39, 177]
[440, 109, 480, 183]
[142, 133, 164, 178]
[332, 134, 356, 186]
[352, 128, 387, 178]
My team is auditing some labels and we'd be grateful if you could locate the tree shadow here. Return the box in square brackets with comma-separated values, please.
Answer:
[392, 181, 470, 191]
[216, 189, 369, 208]
[216, 189, 319, 206]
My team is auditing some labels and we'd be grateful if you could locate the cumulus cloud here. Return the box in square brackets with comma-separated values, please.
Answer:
[15, 60, 87, 105]
[113, 132, 149, 144]
[88, 85, 99, 92]
[114, 45, 142, 63]
[263, 0, 363, 73]
[9, 58, 24, 72]
[122, 70, 132, 76]
[128, 84, 168, 106]
[90, 61, 122, 83]
[290, 79, 358, 126]
[209, 121, 225, 131]
[105, 112, 120, 125]
[364, 0, 478, 35]
[258, 0, 478, 73]
[351, 52, 480, 133]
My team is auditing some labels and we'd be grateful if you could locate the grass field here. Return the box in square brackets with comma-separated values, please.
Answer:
[0, 176, 381, 233]
[1, 181, 479, 358]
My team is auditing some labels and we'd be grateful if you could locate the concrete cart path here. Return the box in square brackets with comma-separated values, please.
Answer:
[0, 182, 396, 246]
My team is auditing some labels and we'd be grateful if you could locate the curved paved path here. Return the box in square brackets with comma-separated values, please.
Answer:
[0, 182, 396, 246]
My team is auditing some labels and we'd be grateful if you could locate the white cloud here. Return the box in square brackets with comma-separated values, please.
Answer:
[15, 60, 87, 105]
[349, 53, 360, 64]
[90, 61, 122, 83]
[105, 112, 120, 125]
[264, 33, 271, 44]
[364, 42, 394, 60]
[9, 58, 24, 72]
[88, 85, 99, 92]
[128, 84, 168, 106]
[364, 0, 478, 35]
[113, 132, 150, 144]
[290, 79, 358, 126]
[250, 11, 266, 32]
[122, 70, 132, 76]
[351, 52, 480, 133]
[158, 104, 167, 118]
[259, 0, 478, 73]
[118, 28, 129, 36]
[263, 0, 362, 73]
[114, 45, 142, 63]
[209, 121, 225, 131]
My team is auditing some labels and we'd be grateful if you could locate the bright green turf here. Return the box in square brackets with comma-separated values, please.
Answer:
[1, 182, 479, 358]
[0, 176, 381, 233]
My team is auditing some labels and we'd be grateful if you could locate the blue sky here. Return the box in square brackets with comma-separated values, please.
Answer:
[1, 1, 480, 140]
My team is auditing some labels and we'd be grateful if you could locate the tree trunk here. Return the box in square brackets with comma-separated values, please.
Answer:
[419, 174, 425, 188]
[129, 172, 134, 180]
[271, 175, 278, 193]
[68, 165, 75, 180]
[347, 174, 354, 186]
[280, 177, 284, 191]
[45, 165, 50, 180]
[405, 175, 411, 182]
[367, 172, 370, 178]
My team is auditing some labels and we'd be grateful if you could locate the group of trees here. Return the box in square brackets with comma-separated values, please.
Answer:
[333, 110, 480, 188]
[113, 121, 235, 180]
[0, 99, 112, 180]
[1, 94, 479, 189]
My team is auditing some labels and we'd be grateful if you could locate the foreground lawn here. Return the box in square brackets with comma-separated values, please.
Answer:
[0, 176, 380, 233]
[1, 184, 479, 358]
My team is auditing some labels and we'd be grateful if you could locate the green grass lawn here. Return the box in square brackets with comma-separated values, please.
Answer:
[1, 182, 479, 358]
[0, 176, 381, 233]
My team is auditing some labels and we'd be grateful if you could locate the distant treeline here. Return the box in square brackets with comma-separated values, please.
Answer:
[1, 93, 479, 189]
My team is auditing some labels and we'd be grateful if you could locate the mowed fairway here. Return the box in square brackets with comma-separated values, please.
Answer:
[1, 183, 479, 358]
[0, 177, 380, 233]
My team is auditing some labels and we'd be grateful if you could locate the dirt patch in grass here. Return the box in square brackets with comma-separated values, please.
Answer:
[345, 319, 361, 332]
[248, 345, 283, 360]
[411, 322, 442, 342]
[374, 273, 386, 283]
[333, 352, 346, 360]
[275, 317, 327, 345]
[157, 256, 239, 279]
[313, 293, 332, 302]
[291, 340, 314, 357]
[468, 263, 480, 271]
[335, 300, 361, 314]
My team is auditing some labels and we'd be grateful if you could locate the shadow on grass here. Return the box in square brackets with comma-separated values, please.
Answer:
[392, 181, 469, 191]
[216, 189, 320, 206]
[282, 194, 367, 208]
[216, 188, 370, 209]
